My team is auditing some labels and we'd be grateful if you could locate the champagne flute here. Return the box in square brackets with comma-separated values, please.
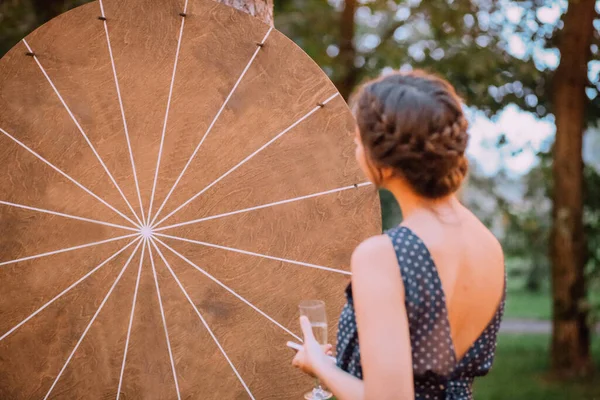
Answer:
[299, 300, 333, 400]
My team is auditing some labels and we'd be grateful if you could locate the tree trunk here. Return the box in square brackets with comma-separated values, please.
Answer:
[550, 0, 596, 377]
[216, 0, 274, 26]
[336, 0, 357, 99]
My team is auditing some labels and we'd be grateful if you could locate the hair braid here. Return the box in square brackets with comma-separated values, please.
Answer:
[353, 70, 469, 198]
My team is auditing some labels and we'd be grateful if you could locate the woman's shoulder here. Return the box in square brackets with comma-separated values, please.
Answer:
[351, 234, 400, 278]
[350, 233, 408, 305]
[351, 234, 394, 262]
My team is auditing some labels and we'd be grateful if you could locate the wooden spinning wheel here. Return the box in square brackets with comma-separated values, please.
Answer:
[0, 0, 380, 398]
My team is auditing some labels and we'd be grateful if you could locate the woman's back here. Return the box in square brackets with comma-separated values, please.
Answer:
[337, 209, 506, 398]
[403, 203, 505, 361]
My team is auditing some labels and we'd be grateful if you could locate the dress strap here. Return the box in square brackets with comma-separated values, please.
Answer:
[385, 225, 456, 377]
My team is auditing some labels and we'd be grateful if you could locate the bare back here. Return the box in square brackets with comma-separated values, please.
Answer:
[402, 204, 505, 360]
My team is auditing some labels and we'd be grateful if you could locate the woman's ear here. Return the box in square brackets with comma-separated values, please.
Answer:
[377, 167, 395, 188]
[381, 167, 394, 181]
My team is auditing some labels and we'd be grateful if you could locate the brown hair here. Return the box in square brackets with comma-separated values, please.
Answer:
[353, 70, 469, 199]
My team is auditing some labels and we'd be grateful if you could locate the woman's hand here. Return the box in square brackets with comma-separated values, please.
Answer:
[291, 316, 335, 376]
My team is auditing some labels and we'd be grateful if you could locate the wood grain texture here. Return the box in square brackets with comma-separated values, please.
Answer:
[0, 244, 138, 399]
[0, 38, 137, 226]
[0, 0, 381, 398]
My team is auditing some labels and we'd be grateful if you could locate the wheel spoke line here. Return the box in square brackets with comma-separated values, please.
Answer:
[0, 200, 137, 232]
[0, 127, 139, 227]
[152, 93, 339, 227]
[150, 239, 255, 400]
[116, 239, 146, 400]
[154, 182, 372, 232]
[0, 238, 140, 342]
[43, 239, 143, 400]
[0, 233, 138, 267]
[148, 241, 182, 400]
[99, 0, 146, 224]
[152, 92, 340, 229]
[149, 27, 273, 227]
[154, 237, 301, 341]
[155, 233, 351, 275]
[146, 0, 190, 224]
[22, 39, 143, 227]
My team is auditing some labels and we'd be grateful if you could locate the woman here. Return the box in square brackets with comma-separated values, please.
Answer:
[291, 70, 506, 399]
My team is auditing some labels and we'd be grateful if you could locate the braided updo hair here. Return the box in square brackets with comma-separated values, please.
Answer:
[353, 70, 469, 199]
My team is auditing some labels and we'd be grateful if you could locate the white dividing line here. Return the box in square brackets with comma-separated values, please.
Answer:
[154, 237, 301, 341]
[116, 239, 146, 400]
[0, 127, 139, 227]
[154, 182, 372, 232]
[146, 0, 190, 225]
[155, 233, 351, 275]
[99, 0, 146, 224]
[153, 92, 340, 228]
[43, 240, 143, 400]
[0, 238, 140, 342]
[0, 233, 138, 267]
[148, 241, 182, 400]
[0, 200, 137, 232]
[22, 39, 143, 227]
[149, 27, 273, 227]
[150, 239, 255, 399]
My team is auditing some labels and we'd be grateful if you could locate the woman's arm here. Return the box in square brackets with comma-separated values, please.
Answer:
[291, 235, 414, 400]
[351, 235, 414, 399]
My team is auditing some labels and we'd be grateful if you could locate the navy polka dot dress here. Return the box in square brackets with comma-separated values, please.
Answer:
[336, 226, 506, 399]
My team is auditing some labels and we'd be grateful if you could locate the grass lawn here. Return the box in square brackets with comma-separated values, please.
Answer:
[502, 259, 599, 321]
[504, 289, 600, 321]
[474, 334, 600, 400]
[504, 290, 552, 320]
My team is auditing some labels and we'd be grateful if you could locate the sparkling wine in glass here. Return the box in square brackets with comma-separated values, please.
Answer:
[299, 300, 333, 400]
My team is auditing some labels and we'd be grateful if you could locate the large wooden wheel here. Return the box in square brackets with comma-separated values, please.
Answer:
[0, 0, 381, 398]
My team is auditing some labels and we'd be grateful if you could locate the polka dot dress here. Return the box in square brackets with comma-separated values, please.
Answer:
[336, 226, 506, 399]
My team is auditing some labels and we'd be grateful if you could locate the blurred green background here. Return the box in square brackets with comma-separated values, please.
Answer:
[1, 0, 599, 398]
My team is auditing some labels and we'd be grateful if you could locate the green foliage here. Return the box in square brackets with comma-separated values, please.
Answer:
[3, 1, 599, 118]
[379, 189, 402, 231]
[0, 0, 93, 56]
[584, 160, 600, 324]
[504, 288, 552, 320]
[0, 0, 37, 56]
[273, 0, 597, 118]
